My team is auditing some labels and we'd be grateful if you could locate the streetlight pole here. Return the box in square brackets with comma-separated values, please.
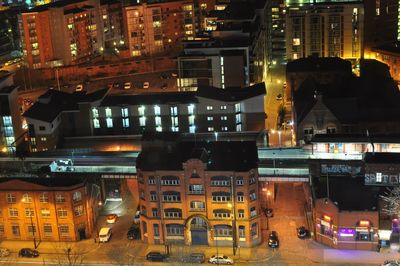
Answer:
[29, 214, 37, 249]
[230, 176, 237, 256]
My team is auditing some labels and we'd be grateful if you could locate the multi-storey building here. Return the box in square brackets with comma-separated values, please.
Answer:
[0, 73, 23, 154]
[285, 0, 363, 62]
[23, 83, 266, 152]
[100, 0, 124, 50]
[136, 137, 262, 247]
[178, 0, 269, 90]
[19, 0, 104, 68]
[269, 0, 286, 65]
[0, 177, 99, 241]
[123, 0, 195, 58]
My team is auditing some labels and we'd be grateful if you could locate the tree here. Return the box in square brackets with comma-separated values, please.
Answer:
[381, 186, 400, 217]
[277, 104, 286, 129]
[51, 244, 85, 266]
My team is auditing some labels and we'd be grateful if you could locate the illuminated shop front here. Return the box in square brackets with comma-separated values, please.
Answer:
[314, 199, 379, 251]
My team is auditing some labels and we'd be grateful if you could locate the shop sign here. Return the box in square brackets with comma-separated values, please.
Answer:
[378, 230, 392, 240]
[321, 220, 330, 227]
[338, 228, 355, 237]
[355, 227, 369, 232]
[359, 220, 370, 227]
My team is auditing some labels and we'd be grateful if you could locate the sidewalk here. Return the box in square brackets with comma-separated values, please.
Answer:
[1, 238, 99, 255]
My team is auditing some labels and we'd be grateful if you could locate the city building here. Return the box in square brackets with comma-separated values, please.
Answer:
[0, 177, 99, 242]
[269, 0, 286, 66]
[19, 0, 105, 68]
[289, 58, 400, 144]
[363, 0, 398, 56]
[100, 0, 124, 50]
[313, 176, 379, 251]
[285, 0, 364, 62]
[136, 135, 262, 247]
[177, 0, 269, 91]
[0, 72, 23, 154]
[371, 42, 400, 81]
[122, 0, 196, 58]
[23, 83, 266, 152]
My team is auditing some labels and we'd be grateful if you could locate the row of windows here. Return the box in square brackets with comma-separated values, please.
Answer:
[6, 192, 81, 204]
[6, 206, 83, 218]
[93, 104, 241, 119]
[144, 175, 256, 185]
[0, 223, 70, 237]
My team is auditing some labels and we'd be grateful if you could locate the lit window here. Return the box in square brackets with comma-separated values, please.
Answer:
[106, 118, 113, 128]
[122, 118, 129, 128]
[189, 125, 196, 133]
[188, 104, 195, 115]
[221, 116, 227, 121]
[92, 108, 99, 118]
[235, 103, 241, 113]
[207, 116, 213, 121]
[73, 191, 82, 202]
[121, 107, 129, 117]
[105, 107, 112, 117]
[139, 117, 146, 126]
[207, 106, 213, 111]
[376, 172, 382, 183]
[93, 118, 100, 128]
[170, 106, 178, 116]
[138, 106, 145, 116]
[221, 126, 228, 131]
[208, 127, 214, 132]
[188, 115, 195, 125]
[22, 194, 32, 203]
[293, 38, 300, 46]
[155, 117, 162, 126]
[220, 105, 227, 110]
[154, 105, 161, 116]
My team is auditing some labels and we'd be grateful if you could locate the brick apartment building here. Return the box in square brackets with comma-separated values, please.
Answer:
[136, 136, 262, 247]
[123, 0, 196, 58]
[19, 0, 105, 68]
[0, 177, 99, 242]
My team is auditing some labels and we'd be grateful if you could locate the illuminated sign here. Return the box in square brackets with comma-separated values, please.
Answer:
[338, 228, 355, 237]
[359, 220, 370, 227]
[323, 215, 331, 222]
[321, 220, 330, 227]
[355, 227, 369, 232]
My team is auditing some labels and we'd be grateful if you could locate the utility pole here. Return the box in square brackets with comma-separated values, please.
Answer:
[230, 176, 237, 255]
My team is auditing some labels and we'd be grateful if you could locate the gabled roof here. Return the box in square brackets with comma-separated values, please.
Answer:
[23, 88, 109, 123]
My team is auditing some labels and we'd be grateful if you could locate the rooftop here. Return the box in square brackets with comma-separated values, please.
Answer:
[0, 177, 86, 191]
[313, 176, 380, 211]
[364, 152, 400, 164]
[23, 0, 91, 13]
[0, 85, 18, 94]
[287, 57, 352, 73]
[137, 138, 258, 171]
[312, 134, 400, 144]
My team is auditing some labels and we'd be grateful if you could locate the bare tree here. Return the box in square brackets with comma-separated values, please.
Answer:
[50, 243, 85, 266]
[107, 245, 138, 265]
[381, 186, 400, 216]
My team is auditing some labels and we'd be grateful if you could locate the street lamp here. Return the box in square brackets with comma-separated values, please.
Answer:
[214, 132, 218, 142]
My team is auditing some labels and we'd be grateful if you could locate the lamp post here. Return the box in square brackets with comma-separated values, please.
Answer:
[22, 197, 39, 249]
[229, 176, 237, 256]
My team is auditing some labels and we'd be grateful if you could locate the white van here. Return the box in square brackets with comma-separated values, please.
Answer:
[99, 227, 112, 243]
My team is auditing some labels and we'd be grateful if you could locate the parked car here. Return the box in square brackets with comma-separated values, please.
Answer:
[276, 94, 283, 101]
[264, 208, 273, 218]
[99, 227, 112, 243]
[297, 226, 307, 239]
[143, 81, 150, 89]
[184, 253, 205, 263]
[75, 84, 83, 92]
[268, 231, 279, 248]
[382, 260, 400, 266]
[209, 255, 233, 264]
[106, 214, 118, 224]
[146, 251, 167, 262]
[127, 226, 140, 240]
[133, 210, 140, 224]
[0, 247, 10, 257]
[124, 82, 131, 90]
[19, 248, 39, 258]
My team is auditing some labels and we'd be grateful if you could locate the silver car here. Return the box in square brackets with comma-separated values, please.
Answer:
[209, 254, 233, 264]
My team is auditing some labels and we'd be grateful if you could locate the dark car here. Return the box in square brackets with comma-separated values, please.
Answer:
[127, 226, 140, 240]
[184, 253, 205, 263]
[19, 248, 39, 258]
[146, 251, 167, 262]
[264, 208, 273, 218]
[297, 226, 307, 239]
[268, 231, 279, 248]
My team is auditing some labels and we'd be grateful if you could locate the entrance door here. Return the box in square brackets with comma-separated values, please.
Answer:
[190, 217, 208, 245]
[78, 227, 86, 240]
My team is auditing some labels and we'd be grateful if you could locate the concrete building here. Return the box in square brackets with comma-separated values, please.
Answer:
[0, 177, 99, 242]
[0, 73, 23, 154]
[136, 136, 262, 247]
[19, 0, 105, 68]
[100, 0, 124, 50]
[269, 0, 286, 65]
[285, 0, 363, 61]
[123, 0, 195, 58]
[371, 42, 400, 81]
[23, 83, 266, 152]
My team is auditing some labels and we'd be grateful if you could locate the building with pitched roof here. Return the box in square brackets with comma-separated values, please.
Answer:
[23, 83, 266, 152]
[136, 135, 261, 247]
